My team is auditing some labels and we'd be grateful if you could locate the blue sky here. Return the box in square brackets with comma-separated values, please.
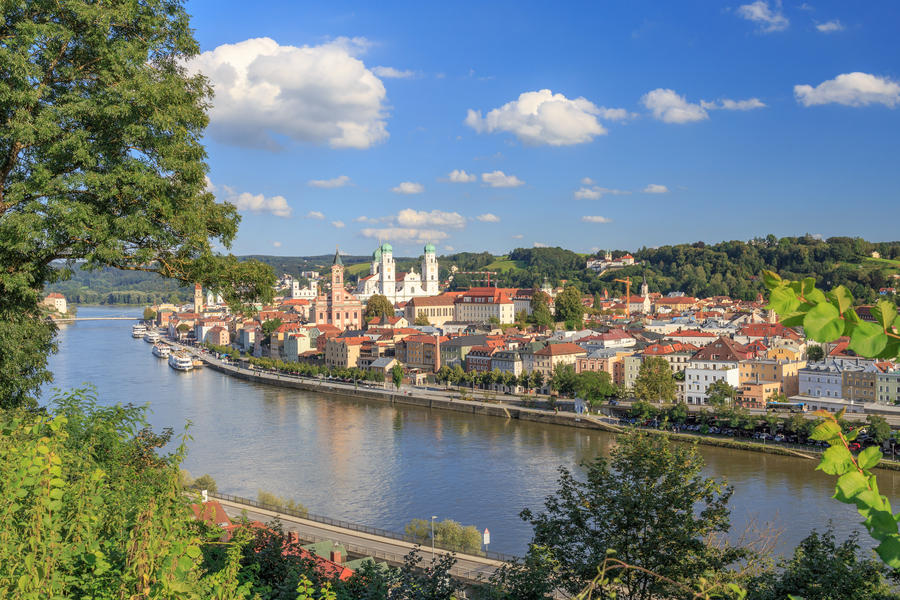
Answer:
[184, 1, 900, 257]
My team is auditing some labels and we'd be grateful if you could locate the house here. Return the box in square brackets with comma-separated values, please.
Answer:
[397, 334, 447, 372]
[663, 329, 718, 347]
[454, 287, 516, 324]
[532, 342, 587, 378]
[324, 336, 369, 369]
[465, 346, 497, 373]
[403, 293, 460, 327]
[366, 356, 397, 378]
[576, 349, 628, 385]
[283, 332, 312, 361]
[367, 315, 409, 329]
[683, 337, 752, 405]
[42, 292, 67, 314]
[204, 325, 230, 347]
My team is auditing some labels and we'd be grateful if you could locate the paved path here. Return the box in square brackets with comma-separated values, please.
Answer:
[212, 496, 504, 583]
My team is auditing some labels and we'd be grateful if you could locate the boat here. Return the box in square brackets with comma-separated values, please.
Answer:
[152, 343, 171, 358]
[132, 323, 147, 338]
[168, 352, 194, 371]
[143, 331, 161, 343]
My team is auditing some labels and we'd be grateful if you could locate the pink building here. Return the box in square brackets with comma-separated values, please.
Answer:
[309, 249, 364, 331]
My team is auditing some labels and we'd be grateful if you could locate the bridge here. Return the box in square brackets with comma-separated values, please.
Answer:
[207, 492, 509, 583]
[52, 317, 138, 322]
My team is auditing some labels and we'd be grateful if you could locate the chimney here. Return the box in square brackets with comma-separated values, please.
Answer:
[288, 531, 300, 544]
[330, 550, 342, 564]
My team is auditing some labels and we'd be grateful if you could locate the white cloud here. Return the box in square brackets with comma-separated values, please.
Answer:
[446, 169, 477, 183]
[642, 89, 708, 124]
[372, 66, 415, 78]
[794, 72, 900, 108]
[482, 170, 524, 188]
[218, 185, 292, 217]
[476, 213, 501, 223]
[737, 1, 789, 32]
[272, 241, 282, 248]
[512, 234, 524, 239]
[331, 220, 345, 228]
[360, 227, 449, 243]
[533, 242, 549, 248]
[185, 37, 388, 150]
[465, 89, 624, 146]
[643, 184, 669, 194]
[574, 186, 630, 200]
[204, 176, 216, 193]
[354, 215, 380, 223]
[701, 98, 767, 110]
[444, 245, 455, 251]
[392, 181, 425, 194]
[581, 177, 595, 185]
[816, 20, 845, 33]
[581, 215, 612, 223]
[306, 211, 325, 219]
[308, 175, 351, 188]
[396, 209, 465, 228]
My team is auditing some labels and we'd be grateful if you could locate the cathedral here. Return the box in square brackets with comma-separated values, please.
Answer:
[354, 242, 440, 304]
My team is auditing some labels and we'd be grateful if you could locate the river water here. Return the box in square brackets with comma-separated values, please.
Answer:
[40, 305, 898, 557]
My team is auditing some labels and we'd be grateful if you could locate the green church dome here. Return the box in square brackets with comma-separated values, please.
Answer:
[380, 242, 393, 253]
[373, 246, 382, 260]
[424, 242, 436, 254]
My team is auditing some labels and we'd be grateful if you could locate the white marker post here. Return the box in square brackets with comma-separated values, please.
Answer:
[483, 527, 491, 553]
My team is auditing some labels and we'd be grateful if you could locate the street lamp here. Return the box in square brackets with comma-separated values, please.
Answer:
[431, 515, 437, 560]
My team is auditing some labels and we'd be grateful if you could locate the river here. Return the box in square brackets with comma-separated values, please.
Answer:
[40, 305, 897, 557]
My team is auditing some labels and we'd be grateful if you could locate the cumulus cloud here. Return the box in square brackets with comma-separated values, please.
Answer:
[396, 209, 465, 228]
[218, 185, 292, 217]
[392, 181, 425, 194]
[574, 186, 630, 200]
[465, 89, 627, 146]
[272, 241, 282, 248]
[482, 170, 524, 188]
[701, 98, 767, 110]
[533, 242, 549, 248]
[354, 215, 379, 223]
[360, 227, 449, 243]
[444, 245, 455, 251]
[737, 1, 789, 32]
[306, 211, 325, 219]
[816, 20, 845, 33]
[512, 234, 524, 239]
[372, 66, 415, 78]
[331, 220, 345, 228]
[794, 72, 900, 107]
[642, 89, 708, 124]
[581, 215, 612, 223]
[446, 169, 477, 183]
[643, 184, 669, 194]
[308, 175, 351, 188]
[185, 37, 388, 150]
[581, 177, 595, 185]
[476, 213, 501, 223]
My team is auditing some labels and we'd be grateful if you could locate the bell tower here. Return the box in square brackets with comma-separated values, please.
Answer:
[331, 247, 344, 303]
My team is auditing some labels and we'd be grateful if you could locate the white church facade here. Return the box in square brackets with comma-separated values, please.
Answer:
[355, 242, 440, 304]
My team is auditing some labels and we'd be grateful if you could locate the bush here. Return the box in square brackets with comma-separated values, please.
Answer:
[257, 490, 309, 517]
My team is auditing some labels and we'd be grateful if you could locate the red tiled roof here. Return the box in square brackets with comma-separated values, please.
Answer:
[45, 292, 65, 299]
[535, 342, 587, 356]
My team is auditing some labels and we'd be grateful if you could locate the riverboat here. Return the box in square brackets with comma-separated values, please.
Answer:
[151, 343, 171, 358]
[168, 352, 194, 371]
[143, 331, 161, 343]
[132, 323, 147, 338]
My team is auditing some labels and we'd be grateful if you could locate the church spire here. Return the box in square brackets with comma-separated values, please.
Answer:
[333, 246, 343, 267]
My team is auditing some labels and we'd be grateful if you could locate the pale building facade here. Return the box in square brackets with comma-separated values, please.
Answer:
[355, 242, 440, 303]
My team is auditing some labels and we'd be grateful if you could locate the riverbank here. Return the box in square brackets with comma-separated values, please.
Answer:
[179, 344, 900, 472]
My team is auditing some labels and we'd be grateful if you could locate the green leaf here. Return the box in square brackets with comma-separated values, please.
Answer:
[828, 285, 854, 315]
[779, 312, 806, 327]
[801, 277, 816, 296]
[834, 471, 869, 504]
[761, 270, 782, 289]
[803, 302, 843, 342]
[810, 420, 842, 442]
[876, 536, 900, 569]
[767, 286, 800, 315]
[186, 545, 202, 558]
[848, 321, 889, 357]
[858, 445, 883, 471]
[806, 287, 827, 305]
[873, 299, 898, 331]
[818, 444, 855, 475]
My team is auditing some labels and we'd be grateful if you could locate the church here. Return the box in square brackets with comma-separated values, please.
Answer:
[354, 242, 440, 304]
[309, 249, 365, 330]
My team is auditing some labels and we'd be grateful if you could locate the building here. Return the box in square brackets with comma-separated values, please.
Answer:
[454, 288, 515, 324]
[398, 334, 446, 372]
[404, 294, 459, 327]
[42, 292, 67, 314]
[739, 358, 806, 398]
[641, 342, 697, 375]
[309, 249, 365, 331]
[465, 346, 497, 373]
[355, 242, 440, 303]
[532, 342, 587, 378]
[799, 360, 846, 399]
[576, 349, 627, 385]
[492, 349, 524, 378]
[876, 368, 900, 405]
[737, 381, 783, 408]
[204, 325, 230, 347]
[683, 337, 750, 405]
[324, 336, 368, 369]
[283, 332, 312, 361]
[842, 363, 880, 404]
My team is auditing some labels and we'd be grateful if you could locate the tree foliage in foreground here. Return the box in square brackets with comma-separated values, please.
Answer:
[632, 357, 677, 403]
[0, 0, 275, 407]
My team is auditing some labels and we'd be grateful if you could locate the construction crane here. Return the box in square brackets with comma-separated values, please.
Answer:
[454, 271, 500, 287]
[614, 277, 632, 317]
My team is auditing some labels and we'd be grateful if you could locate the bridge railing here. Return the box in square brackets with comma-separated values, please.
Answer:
[205, 490, 518, 563]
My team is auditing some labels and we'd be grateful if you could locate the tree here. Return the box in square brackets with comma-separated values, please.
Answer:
[867, 414, 892, 445]
[573, 371, 618, 406]
[392, 363, 404, 390]
[530, 370, 545, 392]
[520, 432, 744, 598]
[529, 290, 554, 329]
[706, 379, 737, 407]
[365, 294, 394, 320]
[632, 357, 677, 403]
[143, 307, 157, 321]
[807, 344, 825, 362]
[549, 363, 577, 396]
[555, 285, 585, 330]
[414, 313, 430, 326]
[0, 0, 275, 407]
[261, 318, 283, 338]
[746, 529, 896, 600]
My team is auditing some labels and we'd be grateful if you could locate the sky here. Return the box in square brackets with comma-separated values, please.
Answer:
[183, 0, 900, 258]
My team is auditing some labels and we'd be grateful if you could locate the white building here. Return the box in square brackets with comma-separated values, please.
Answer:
[684, 364, 741, 405]
[355, 242, 440, 303]
[291, 279, 318, 300]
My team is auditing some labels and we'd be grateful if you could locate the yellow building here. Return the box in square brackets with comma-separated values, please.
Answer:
[739, 358, 807, 397]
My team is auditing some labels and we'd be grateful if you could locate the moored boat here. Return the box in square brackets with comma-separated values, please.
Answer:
[168, 352, 194, 371]
[143, 331, 160, 343]
[132, 323, 147, 338]
[152, 343, 171, 358]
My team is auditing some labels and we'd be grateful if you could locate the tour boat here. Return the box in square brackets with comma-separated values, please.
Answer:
[143, 331, 161, 343]
[168, 352, 194, 371]
[151, 343, 171, 358]
[132, 324, 147, 338]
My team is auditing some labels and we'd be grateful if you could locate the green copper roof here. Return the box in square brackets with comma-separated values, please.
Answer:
[424, 242, 435, 253]
[333, 247, 343, 266]
[373, 246, 382, 260]
[381, 242, 392, 253]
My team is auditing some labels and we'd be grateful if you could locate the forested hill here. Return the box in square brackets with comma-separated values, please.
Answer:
[45, 236, 900, 304]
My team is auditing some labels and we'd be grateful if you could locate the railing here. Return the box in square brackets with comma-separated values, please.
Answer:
[207, 491, 518, 563]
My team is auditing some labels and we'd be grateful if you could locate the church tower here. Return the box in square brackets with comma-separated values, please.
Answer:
[193, 283, 204, 313]
[641, 275, 649, 298]
[379, 242, 395, 297]
[422, 242, 439, 295]
[331, 247, 344, 303]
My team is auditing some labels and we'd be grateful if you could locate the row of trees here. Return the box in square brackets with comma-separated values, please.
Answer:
[247, 356, 386, 384]
[404, 518, 483, 555]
